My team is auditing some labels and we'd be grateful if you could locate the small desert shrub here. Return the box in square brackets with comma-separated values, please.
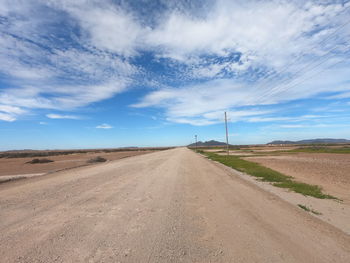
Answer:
[87, 156, 107, 163]
[298, 204, 322, 215]
[26, 158, 54, 164]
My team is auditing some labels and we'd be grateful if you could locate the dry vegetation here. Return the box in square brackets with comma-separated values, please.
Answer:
[87, 156, 107, 163]
[244, 153, 350, 202]
[0, 147, 171, 178]
[198, 150, 336, 199]
[0, 147, 172, 159]
[26, 158, 54, 164]
[193, 144, 350, 202]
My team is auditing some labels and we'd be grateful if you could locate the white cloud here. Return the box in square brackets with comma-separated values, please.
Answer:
[146, 0, 348, 71]
[45, 0, 350, 80]
[132, 71, 350, 125]
[329, 90, 350, 99]
[0, 113, 16, 122]
[280, 124, 306, 128]
[0, 105, 26, 115]
[249, 114, 331, 123]
[0, 0, 136, 120]
[165, 117, 218, 126]
[0, 104, 27, 122]
[0, 26, 133, 110]
[247, 117, 294, 123]
[132, 79, 260, 117]
[191, 62, 231, 78]
[46, 114, 80, 119]
[96, 123, 113, 129]
[43, 0, 143, 56]
[0, 80, 129, 111]
[73, 7, 140, 56]
[277, 123, 350, 129]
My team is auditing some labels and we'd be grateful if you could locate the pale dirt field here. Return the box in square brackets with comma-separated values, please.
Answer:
[0, 148, 349, 262]
[0, 150, 153, 177]
[246, 146, 299, 152]
[217, 151, 254, 156]
[244, 153, 350, 202]
[202, 149, 224, 152]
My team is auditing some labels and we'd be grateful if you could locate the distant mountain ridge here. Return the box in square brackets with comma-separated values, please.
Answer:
[268, 138, 350, 145]
[188, 140, 227, 147]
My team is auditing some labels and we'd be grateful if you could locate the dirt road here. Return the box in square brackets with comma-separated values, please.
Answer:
[0, 148, 349, 262]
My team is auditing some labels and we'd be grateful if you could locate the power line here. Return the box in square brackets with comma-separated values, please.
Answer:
[252, 6, 350, 92]
[237, 7, 350, 105]
[254, 44, 348, 105]
[256, 50, 347, 104]
[262, 55, 349, 100]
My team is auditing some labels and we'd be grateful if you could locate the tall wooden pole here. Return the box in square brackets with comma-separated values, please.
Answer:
[225, 112, 229, 155]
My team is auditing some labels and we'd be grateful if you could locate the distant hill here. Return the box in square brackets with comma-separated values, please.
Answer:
[188, 140, 227, 147]
[268, 138, 350, 145]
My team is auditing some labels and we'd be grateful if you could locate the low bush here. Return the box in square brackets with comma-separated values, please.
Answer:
[26, 158, 54, 164]
[87, 156, 107, 163]
[298, 204, 322, 215]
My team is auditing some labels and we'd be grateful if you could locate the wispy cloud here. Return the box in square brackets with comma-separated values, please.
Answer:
[277, 123, 350, 129]
[0, 104, 26, 121]
[96, 123, 113, 129]
[46, 114, 80, 120]
[0, 105, 26, 115]
[0, 113, 16, 122]
[132, 74, 349, 125]
[279, 124, 306, 128]
[145, 0, 349, 76]
[0, 0, 136, 120]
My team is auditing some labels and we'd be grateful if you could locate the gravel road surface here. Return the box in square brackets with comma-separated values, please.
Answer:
[0, 148, 349, 262]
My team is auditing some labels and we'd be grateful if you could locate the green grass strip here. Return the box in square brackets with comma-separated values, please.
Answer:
[198, 151, 337, 199]
[202, 151, 290, 183]
[289, 146, 350, 154]
[274, 181, 335, 199]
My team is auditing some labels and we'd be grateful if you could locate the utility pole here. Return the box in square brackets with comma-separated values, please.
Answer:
[195, 135, 198, 151]
[225, 112, 229, 155]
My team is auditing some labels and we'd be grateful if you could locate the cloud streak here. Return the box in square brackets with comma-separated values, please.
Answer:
[96, 123, 113, 129]
[46, 114, 81, 120]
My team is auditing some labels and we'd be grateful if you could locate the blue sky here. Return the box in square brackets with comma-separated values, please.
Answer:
[1, 0, 350, 150]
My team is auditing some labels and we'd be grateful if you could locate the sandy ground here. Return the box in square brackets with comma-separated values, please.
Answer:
[0, 150, 153, 177]
[245, 153, 350, 202]
[0, 148, 349, 262]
